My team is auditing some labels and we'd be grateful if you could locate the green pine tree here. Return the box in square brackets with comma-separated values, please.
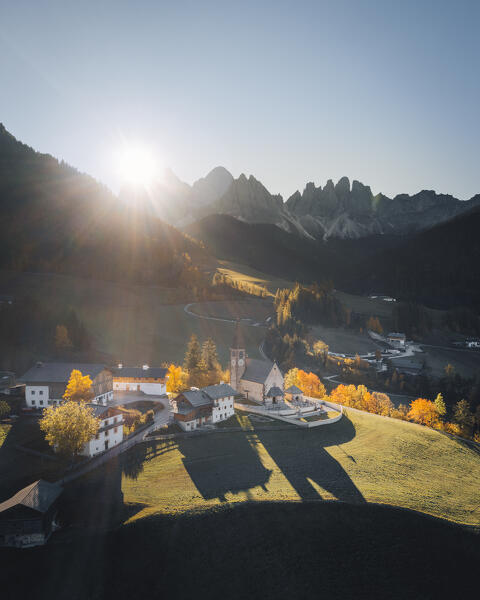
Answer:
[184, 334, 202, 372]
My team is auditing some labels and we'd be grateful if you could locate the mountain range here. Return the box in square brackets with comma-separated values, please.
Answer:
[1, 122, 479, 310]
[129, 166, 480, 240]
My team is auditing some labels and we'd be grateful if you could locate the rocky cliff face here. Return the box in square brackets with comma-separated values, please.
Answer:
[200, 173, 313, 237]
[286, 177, 480, 239]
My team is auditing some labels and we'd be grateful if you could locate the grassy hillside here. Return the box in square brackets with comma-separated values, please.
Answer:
[107, 411, 480, 525]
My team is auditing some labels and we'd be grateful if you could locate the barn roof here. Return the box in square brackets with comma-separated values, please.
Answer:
[20, 363, 108, 384]
[112, 366, 168, 379]
[0, 480, 62, 515]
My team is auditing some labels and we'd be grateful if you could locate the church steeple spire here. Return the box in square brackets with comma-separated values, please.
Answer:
[230, 320, 246, 391]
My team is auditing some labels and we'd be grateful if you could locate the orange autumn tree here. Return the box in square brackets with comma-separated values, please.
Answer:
[296, 370, 326, 399]
[63, 370, 94, 403]
[166, 364, 188, 394]
[407, 398, 439, 427]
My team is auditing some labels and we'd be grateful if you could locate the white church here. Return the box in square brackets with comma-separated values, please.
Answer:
[230, 322, 284, 404]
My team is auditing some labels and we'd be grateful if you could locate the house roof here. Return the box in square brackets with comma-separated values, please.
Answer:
[180, 389, 213, 408]
[285, 385, 303, 394]
[86, 404, 122, 419]
[241, 358, 275, 384]
[112, 366, 168, 379]
[266, 386, 284, 397]
[231, 321, 246, 349]
[0, 480, 62, 515]
[20, 363, 109, 384]
[201, 383, 238, 400]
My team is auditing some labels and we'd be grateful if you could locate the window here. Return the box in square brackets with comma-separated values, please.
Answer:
[114, 417, 117, 423]
[39, 400, 43, 406]
[31, 390, 35, 395]
[105, 429, 109, 437]
[114, 427, 118, 434]
[39, 390, 43, 395]
[31, 399, 36, 405]
[95, 433, 99, 440]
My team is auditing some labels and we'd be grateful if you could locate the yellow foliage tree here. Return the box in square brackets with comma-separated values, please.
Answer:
[407, 398, 439, 427]
[297, 370, 326, 399]
[166, 364, 189, 394]
[366, 316, 383, 334]
[284, 368, 301, 390]
[55, 325, 72, 349]
[40, 401, 99, 458]
[63, 370, 94, 403]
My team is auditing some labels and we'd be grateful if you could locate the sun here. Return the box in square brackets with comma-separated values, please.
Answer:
[116, 143, 159, 186]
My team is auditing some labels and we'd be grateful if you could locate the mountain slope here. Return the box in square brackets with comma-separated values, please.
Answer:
[0, 124, 204, 284]
[355, 205, 480, 309]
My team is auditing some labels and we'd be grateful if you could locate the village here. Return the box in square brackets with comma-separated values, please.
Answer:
[0, 322, 347, 548]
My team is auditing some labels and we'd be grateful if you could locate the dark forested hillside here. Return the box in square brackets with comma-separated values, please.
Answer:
[0, 124, 204, 284]
[356, 206, 480, 310]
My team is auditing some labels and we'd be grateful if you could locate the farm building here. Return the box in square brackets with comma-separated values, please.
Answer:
[0, 480, 62, 548]
[172, 383, 237, 431]
[230, 322, 284, 404]
[20, 362, 113, 408]
[112, 365, 168, 395]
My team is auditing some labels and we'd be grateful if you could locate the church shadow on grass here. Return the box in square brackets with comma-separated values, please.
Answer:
[176, 416, 364, 504]
[256, 416, 365, 503]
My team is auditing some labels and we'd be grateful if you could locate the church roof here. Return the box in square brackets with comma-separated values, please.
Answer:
[231, 321, 246, 349]
[285, 385, 303, 394]
[266, 386, 284, 397]
[241, 358, 274, 384]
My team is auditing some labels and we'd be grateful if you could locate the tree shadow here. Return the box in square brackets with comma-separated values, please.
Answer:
[255, 417, 365, 503]
[176, 432, 272, 502]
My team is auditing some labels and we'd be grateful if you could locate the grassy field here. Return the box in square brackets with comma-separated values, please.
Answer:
[188, 298, 272, 322]
[114, 411, 480, 526]
[0, 271, 265, 367]
[309, 324, 378, 354]
[215, 259, 294, 294]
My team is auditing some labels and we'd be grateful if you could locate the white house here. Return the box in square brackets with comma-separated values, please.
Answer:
[387, 333, 406, 349]
[230, 322, 284, 404]
[81, 404, 124, 457]
[112, 365, 168, 396]
[20, 363, 113, 408]
[172, 383, 237, 431]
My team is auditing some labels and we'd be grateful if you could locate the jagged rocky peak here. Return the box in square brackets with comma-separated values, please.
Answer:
[191, 165, 234, 205]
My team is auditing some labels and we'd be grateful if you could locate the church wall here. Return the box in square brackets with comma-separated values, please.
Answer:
[264, 364, 284, 394]
[239, 380, 264, 403]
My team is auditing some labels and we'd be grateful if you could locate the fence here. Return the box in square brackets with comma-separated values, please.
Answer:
[234, 401, 343, 428]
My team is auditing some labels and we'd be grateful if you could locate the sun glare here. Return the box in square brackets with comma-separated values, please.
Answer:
[116, 144, 159, 186]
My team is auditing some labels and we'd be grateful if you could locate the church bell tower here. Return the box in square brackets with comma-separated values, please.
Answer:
[230, 320, 246, 391]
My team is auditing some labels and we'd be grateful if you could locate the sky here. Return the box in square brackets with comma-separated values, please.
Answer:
[0, 0, 479, 199]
